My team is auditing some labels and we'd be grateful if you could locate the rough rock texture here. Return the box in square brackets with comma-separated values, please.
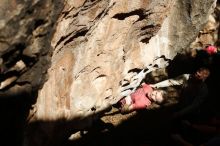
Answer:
[0, 0, 217, 146]
[191, 1, 220, 49]
[34, 0, 174, 121]
[0, 0, 63, 146]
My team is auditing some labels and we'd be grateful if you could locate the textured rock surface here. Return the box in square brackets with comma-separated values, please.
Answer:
[30, 0, 174, 121]
[0, 0, 217, 146]
[32, 0, 216, 121]
[191, 2, 220, 49]
[0, 0, 63, 146]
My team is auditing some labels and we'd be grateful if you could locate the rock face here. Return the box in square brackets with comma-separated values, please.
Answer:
[191, 2, 220, 49]
[34, 0, 174, 121]
[0, 0, 63, 146]
[0, 0, 217, 146]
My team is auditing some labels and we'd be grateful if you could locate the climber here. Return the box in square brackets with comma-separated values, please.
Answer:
[118, 65, 210, 115]
[118, 83, 167, 114]
[117, 45, 215, 115]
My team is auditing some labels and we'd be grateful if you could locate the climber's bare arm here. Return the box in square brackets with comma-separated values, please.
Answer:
[151, 74, 189, 88]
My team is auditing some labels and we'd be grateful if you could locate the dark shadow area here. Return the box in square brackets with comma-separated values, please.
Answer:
[205, 52, 220, 117]
[64, 108, 174, 146]
[0, 88, 35, 146]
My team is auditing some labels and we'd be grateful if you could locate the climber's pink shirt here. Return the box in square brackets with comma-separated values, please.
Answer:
[131, 83, 152, 110]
